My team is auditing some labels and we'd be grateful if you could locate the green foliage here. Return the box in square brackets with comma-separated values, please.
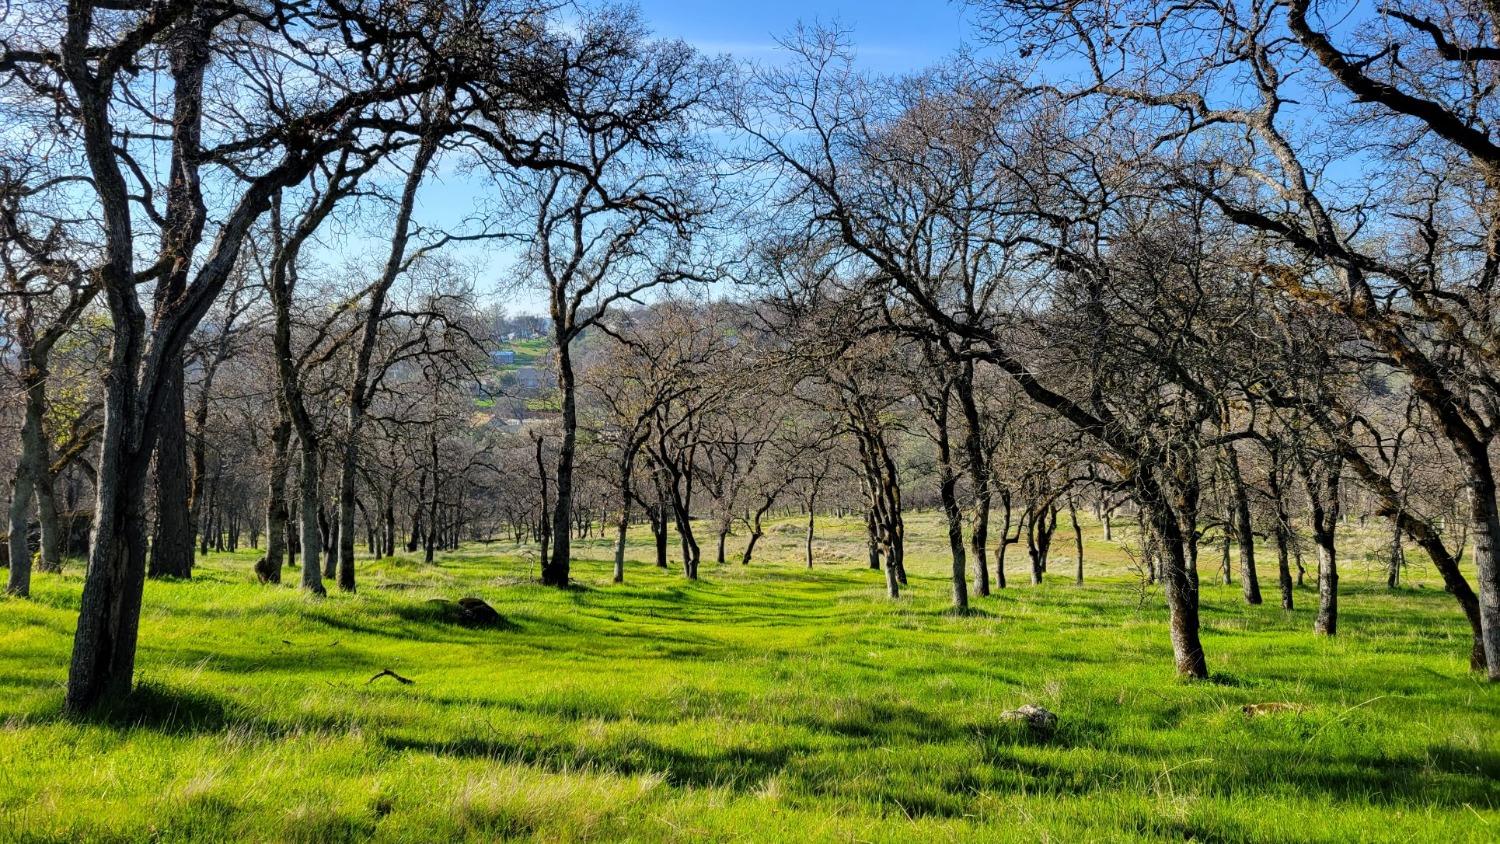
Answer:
[0, 515, 1494, 842]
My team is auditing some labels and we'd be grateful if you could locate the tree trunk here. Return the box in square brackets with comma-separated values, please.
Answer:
[6, 449, 38, 597]
[1387, 518, 1404, 589]
[383, 499, 396, 560]
[805, 506, 815, 569]
[1274, 524, 1294, 611]
[934, 407, 968, 609]
[883, 538, 900, 599]
[260, 415, 291, 584]
[612, 508, 629, 584]
[544, 338, 576, 586]
[1267, 458, 1294, 610]
[1070, 499, 1083, 585]
[150, 361, 194, 579]
[1155, 503, 1208, 678]
[297, 442, 325, 595]
[652, 508, 668, 568]
[994, 492, 1011, 589]
[1219, 513, 1232, 586]
[611, 451, 636, 582]
[1302, 458, 1341, 637]
[742, 511, 765, 566]
[1464, 463, 1500, 680]
[334, 419, 360, 591]
[34, 464, 60, 574]
[1226, 444, 1261, 604]
[1312, 518, 1337, 636]
[66, 446, 152, 713]
[320, 502, 337, 577]
[956, 362, 990, 597]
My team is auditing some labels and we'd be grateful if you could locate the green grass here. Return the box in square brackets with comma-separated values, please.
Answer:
[492, 337, 550, 371]
[1, 512, 1496, 842]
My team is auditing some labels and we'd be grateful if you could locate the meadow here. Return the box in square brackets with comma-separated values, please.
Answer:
[1, 513, 1496, 842]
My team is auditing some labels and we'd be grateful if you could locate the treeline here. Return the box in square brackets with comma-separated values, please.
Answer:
[1, 0, 1498, 723]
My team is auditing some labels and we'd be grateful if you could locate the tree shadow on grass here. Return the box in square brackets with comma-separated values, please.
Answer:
[57, 681, 362, 740]
[79, 681, 245, 734]
[380, 731, 796, 790]
[390, 600, 522, 631]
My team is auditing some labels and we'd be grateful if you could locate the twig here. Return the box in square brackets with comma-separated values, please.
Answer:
[367, 668, 415, 685]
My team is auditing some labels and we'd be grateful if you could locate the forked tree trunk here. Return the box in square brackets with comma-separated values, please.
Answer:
[956, 362, 990, 597]
[741, 500, 771, 565]
[1300, 456, 1341, 637]
[933, 405, 968, 610]
[1386, 518, 1404, 589]
[994, 492, 1011, 589]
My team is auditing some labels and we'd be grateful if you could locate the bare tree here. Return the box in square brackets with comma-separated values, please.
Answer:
[982, 0, 1500, 677]
[491, 13, 724, 586]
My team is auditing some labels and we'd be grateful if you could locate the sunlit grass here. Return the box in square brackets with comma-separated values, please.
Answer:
[1, 514, 1494, 842]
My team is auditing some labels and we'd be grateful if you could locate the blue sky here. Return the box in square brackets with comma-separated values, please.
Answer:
[634, 0, 971, 71]
[435, 1, 974, 315]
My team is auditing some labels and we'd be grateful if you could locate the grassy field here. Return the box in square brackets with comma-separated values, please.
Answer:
[1, 512, 1496, 842]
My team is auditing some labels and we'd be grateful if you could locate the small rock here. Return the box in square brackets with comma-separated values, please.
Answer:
[1001, 704, 1058, 737]
[1242, 702, 1305, 717]
[455, 596, 505, 628]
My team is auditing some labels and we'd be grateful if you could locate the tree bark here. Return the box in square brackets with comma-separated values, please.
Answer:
[544, 340, 575, 586]
[33, 459, 60, 574]
[259, 413, 291, 584]
[1386, 517, 1404, 589]
[1070, 498, 1083, 585]
[931, 389, 969, 609]
[1225, 444, 1261, 604]
[1302, 459, 1341, 637]
[956, 361, 990, 597]
[6, 371, 51, 596]
[1464, 463, 1500, 679]
[1157, 506, 1208, 678]
[805, 506, 816, 569]
[149, 363, 194, 579]
[994, 491, 1011, 589]
[297, 441, 325, 595]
